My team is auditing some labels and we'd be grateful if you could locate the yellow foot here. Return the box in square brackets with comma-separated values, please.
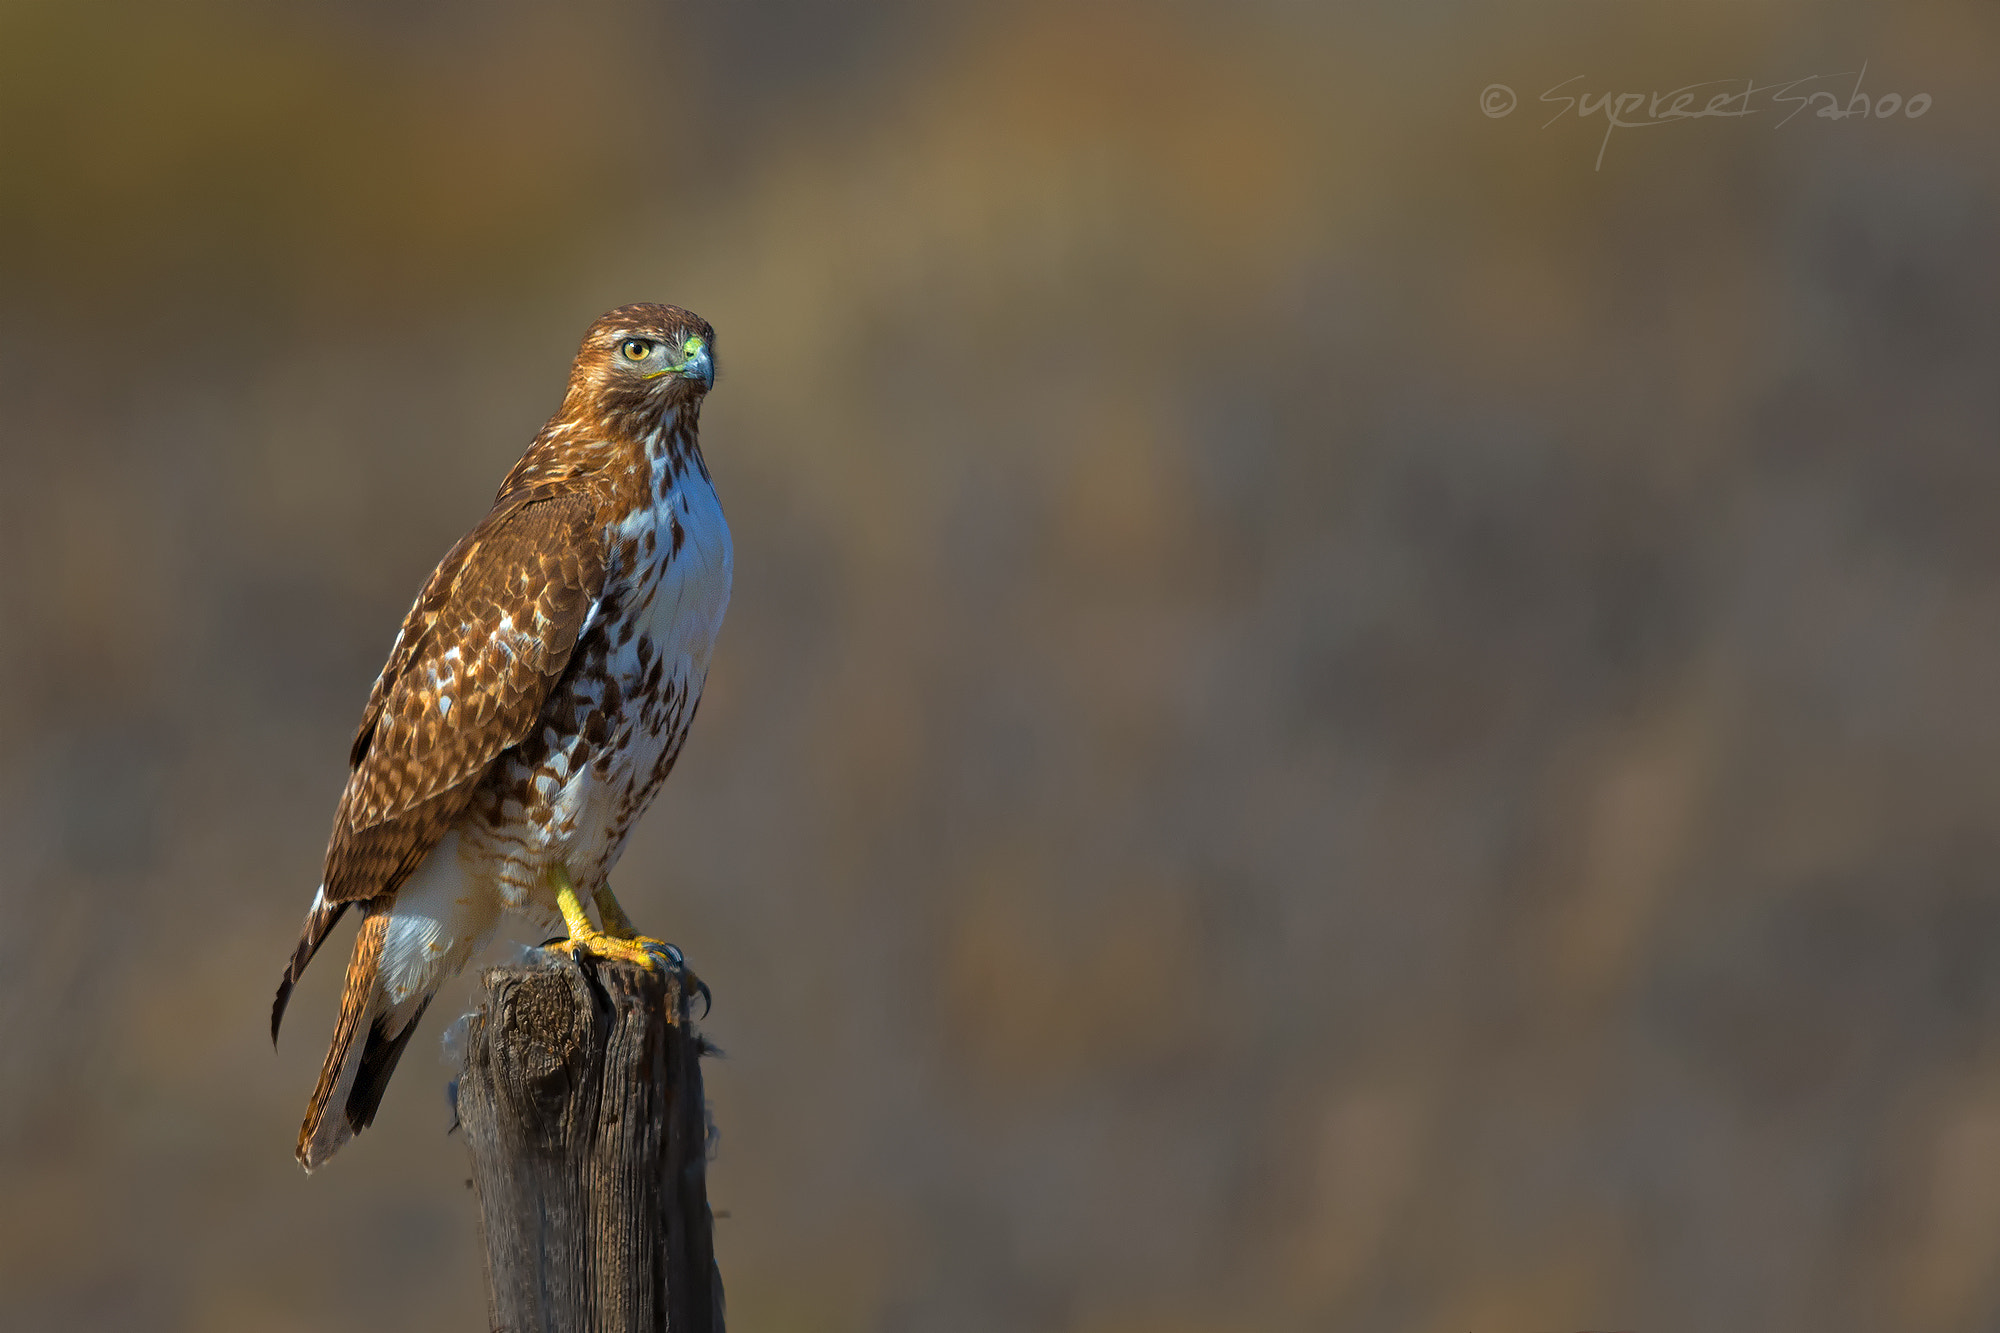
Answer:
[545, 928, 680, 971]
[545, 865, 710, 1013]
[543, 930, 710, 1014]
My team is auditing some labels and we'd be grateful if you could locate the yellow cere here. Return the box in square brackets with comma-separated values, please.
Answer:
[642, 336, 705, 379]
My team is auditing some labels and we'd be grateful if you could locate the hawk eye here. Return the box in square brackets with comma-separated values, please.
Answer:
[620, 339, 652, 362]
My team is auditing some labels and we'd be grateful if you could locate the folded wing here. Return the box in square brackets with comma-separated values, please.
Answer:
[273, 491, 606, 1038]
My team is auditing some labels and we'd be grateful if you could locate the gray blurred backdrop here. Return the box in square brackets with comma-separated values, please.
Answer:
[3, 2, 1999, 1330]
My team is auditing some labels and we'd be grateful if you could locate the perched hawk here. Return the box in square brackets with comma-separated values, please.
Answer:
[273, 304, 732, 1171]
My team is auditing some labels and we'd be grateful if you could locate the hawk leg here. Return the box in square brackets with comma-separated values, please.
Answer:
[591, 881, 643, 940]
[545, 867, 706, 1013]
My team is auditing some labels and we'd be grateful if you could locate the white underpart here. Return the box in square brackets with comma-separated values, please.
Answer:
[378, 829, 504, 1024]
[549, 427, 735, 877]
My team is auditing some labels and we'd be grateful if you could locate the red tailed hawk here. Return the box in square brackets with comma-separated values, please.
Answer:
[272, 304, 732, 1171]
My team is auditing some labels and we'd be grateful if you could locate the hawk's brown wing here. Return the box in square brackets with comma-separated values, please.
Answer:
[272, 490, 604, 1045]
[323, 490, 606, 904]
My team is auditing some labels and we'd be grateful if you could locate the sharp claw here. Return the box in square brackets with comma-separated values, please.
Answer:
[634, 940, 710, 1017]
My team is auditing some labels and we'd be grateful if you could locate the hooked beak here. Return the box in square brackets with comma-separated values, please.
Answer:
[646, 336, 712, 389]
[680, 339, 713, 389]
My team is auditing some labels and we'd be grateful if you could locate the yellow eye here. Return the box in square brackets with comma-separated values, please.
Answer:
[620, 338, 652, 361]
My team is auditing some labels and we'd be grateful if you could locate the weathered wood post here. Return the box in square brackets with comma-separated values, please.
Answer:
[456, 950, 723, 1333]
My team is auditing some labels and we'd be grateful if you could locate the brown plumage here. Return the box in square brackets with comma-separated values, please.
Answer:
[274, 304, 731, 1170]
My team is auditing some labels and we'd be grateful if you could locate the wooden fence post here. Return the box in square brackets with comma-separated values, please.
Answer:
[456, 949, 722, 1333]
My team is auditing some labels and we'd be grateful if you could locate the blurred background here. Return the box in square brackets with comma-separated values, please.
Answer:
[2, 1, 1998, 1329]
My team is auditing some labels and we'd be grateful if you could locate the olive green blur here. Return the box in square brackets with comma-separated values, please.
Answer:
[2, 2, 1998, 1330]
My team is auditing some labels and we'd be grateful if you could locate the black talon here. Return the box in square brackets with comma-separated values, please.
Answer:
[643, 941, 711, 1018]
[680, 970, 711, 1019]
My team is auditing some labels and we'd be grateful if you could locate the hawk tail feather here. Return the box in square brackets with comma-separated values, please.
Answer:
[271, 888, 351, 1045]
[345, 993, 436, 1136]
[296, 906, 388, 1172]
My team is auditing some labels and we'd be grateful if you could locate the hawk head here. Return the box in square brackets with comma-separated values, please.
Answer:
[566, 303, 717, 435]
